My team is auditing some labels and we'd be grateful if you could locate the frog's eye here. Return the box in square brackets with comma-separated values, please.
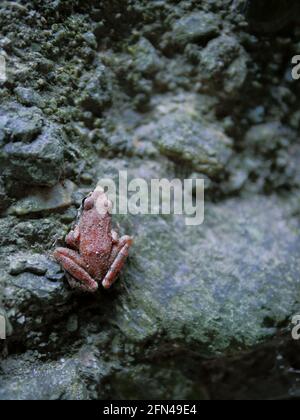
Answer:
[83, 196, 94, 210]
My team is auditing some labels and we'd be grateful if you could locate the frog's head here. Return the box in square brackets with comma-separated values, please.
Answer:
[82, 186, 113, 216]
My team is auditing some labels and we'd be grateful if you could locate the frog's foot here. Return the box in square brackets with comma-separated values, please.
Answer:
[102, 236, 133, 289]
[53, 247, 98, 293]
[66, 273, 97, 293]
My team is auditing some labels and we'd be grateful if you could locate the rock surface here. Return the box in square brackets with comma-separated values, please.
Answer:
[0, 103, 64, 189]
[0, 0, 300, 401]
[7, 181, 75, 216]
[0, 355, 88, 400]
[170, 11, 220, 47]
[154, 112, 233, 178]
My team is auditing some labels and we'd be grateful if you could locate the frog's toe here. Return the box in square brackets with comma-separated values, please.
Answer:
[66, 273, 98, 293]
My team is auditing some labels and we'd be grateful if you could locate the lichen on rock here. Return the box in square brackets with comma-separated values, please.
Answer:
[0, 0, 300, 401]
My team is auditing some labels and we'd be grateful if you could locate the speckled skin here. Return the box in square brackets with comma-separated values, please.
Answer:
[54, 187, 133, 292]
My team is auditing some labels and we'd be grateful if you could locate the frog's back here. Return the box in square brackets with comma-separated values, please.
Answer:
[79, 210, 113, 261]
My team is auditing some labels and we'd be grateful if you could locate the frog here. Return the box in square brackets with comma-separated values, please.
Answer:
[54, 186, 133, 292]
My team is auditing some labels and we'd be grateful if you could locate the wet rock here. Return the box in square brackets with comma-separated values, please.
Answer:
[0, 36, 12, 51]
[66, 314, 79, 333]
[91, 125, 135, 157]
[6, 253, 66, 299]
[1, 115, 65, 188]
[230, 122, 300, 192]
[170, 11, 220, 47]
[7, 181, 75, 216]
[9, 260, 47, 277]
[89, 158, 300, 357]
[0, 216, 67, 251]
[8, 253, 64, 280]
[9, 271, 64, 300]
[107, 364, 207, 400]
[114, 193, 300, 355]
[0, 102, 44, 143]
[78, 63, 113, 116]
[0, 355, 88, 400]
[245, 122, 294, 152]
[154, 112, 233, 178]
[199, 35, 248, 96]
[35, 57, 55, 75]
[200, 35, 241, 72]
[82, 32, 97, 49]
[0, 0, 299, 401]
[128, 37, 162, 77]
[14, 87, 45, 108]
[2, 253, 72, 348]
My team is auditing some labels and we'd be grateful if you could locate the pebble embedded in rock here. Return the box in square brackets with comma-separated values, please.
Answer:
[14, 87, 44, 108]
[0, 109, 64, 187]
[78, 64, 113, 116]
[8, 181, 75, 216]
[154, 112, 233, 178]
[129, 37, 162, 76]
[172, 11, 220, 46]
[0, 102, 44, 143]
[199, 35, 248, 96]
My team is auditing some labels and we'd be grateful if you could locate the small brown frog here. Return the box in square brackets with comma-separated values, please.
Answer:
[54, 187, 133, 292]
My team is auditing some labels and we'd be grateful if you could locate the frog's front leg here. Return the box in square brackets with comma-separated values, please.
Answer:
[102, 236, 133, 289]
[53, 247, 98, 292]
[65, 226, 80, 249]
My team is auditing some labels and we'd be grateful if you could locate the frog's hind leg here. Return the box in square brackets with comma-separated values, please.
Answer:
[54, 247, 98, 293]
[102, 236, 133, 289]
[66, 273, 96, 293]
